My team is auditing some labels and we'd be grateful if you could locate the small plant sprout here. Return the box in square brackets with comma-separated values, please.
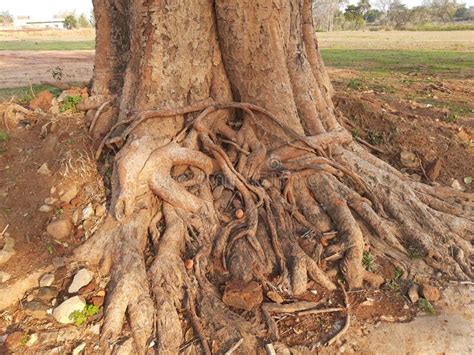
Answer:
[419, 298, 436, 315]
[362, 251, 375, 271]
[69, 304, 100, 326]
[407, 246, 423, 260]
[60, 96, 83, 113]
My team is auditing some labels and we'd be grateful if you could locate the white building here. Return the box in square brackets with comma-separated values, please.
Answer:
[13, 16, 65, 29]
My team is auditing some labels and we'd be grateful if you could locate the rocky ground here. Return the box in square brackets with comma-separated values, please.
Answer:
[0, 71, 472, 353]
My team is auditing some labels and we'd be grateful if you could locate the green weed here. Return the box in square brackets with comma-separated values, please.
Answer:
[69, 304, 100, 326]
[419, 298, 436, 315]
[362, 251, 375, 271]
[60, 95, 83, 113]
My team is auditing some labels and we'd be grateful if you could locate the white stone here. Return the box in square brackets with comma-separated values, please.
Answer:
[37, 163, 52, 176]
[0, 237, 15, 264]
[39, 273, 55, 287]
[451, 179, 466, 192]
[60, 185, 78, 204]
[39, 204, 53, 213]
[52, 296, 86, 324]
[81, 203, 94, 221]
[72, 342, 86, 355]
[68, 269, 93, 294]
[26, 333, 38, 347]
[0, 271, 11, 283]
[44, 197, 58, 205]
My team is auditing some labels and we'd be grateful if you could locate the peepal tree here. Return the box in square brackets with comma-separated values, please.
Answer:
[76, 0, 473, 353]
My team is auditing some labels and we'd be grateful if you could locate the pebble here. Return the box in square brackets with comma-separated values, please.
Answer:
[69, 269, 93, 294]
[37, 163, 52, 176]
[185, 259, 194, 270]
[72, 342, 86, 355]
[23, 300, 50, 319]
[400, 150, 418, 169]
[94, 204, 106, 217]
[44, 197, 58, 205]
[451, 179, 466, 192]
[81, 203, 94, 221]
[421, 283, 441, 302]
[26, 333, 38, 347]
[88, 323, 101, 335]
[408, 283, 419, 304]
[52, 296, 86, 324]
[222, 280, 263, 311]
[60, 185, 79, 204]
[0, 236, 16, 264]
[47, 219, 73, 240]
[36, 287, 59, 302]
[39, 273, 55, 287]
[0, 271, 11, 283]
[267, 291, 284, 304]
[235, 209, 244, 219]
[39, 204, 53, 213]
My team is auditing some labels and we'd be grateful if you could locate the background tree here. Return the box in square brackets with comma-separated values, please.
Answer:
[388, 0, 410, 28]
[312, 0, 347, 31]
[71, 0, 473, 353]
[77, 13, 92, 28]
[0, 11, 13, 24]
[344, 4, 366, 29]
[63, 14, 78, 30]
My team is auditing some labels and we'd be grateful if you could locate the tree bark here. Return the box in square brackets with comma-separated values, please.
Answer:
[74, 0, 473, 353]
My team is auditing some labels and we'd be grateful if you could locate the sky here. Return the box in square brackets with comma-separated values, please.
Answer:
[0, 0, 473, 18]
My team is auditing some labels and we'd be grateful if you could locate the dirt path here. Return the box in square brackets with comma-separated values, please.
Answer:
[0, 50, 94, 88]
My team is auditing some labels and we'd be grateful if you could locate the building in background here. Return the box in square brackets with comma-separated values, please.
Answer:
[12, 16, 65, 29]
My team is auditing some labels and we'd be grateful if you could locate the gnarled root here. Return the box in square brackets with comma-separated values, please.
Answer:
[70, 102, 472, 353]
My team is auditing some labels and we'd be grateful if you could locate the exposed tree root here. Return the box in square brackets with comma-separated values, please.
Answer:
[65, 100, 474, 353]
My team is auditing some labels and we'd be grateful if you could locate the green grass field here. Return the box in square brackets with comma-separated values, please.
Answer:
[0, 40, 95, 51]
[320, 49, 474, 75]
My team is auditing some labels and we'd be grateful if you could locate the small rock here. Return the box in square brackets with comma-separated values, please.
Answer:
[421, 283, 440, 302]
[39, 204, 53, 213]
[267, 291, 284, 304]
[361, 297, 374, 306]
[0, 271, 11, 283]
[380, 315, 395, 322]
[81, 203, 94, 221]
[78, 279, 96, 294]
[185, 259, 194, 270]
[37, 163, 52, 176]
[72, 210, 80, 225]
[60, 185, 79, 204]
[400, 150, 418, 169]
[52, 296, 86, 324]
[69, 269, 93, 294]
[23, 300, 50, 319]
[44, 197, 58, 205]
[36, 286, 59, 302]
[57, 327, 81, 342]
[39, 273, 55, 287]
[451, 179, 466, 192]
[408, 284, 419, 304]
[0, 237, 15, 264]
[88, 323, 101, 335]
[426, 158, 442, 181]
[91, 296, 104, 307]
[30, 90, 53, 112]
[410, 173, 422, 182]
[26, 333, 38, 347]
[222, 280, 263, 311]
[72, 342, 86, 355]
[94, 204, 106, 217]
[47, 219, 73, 240]
[235, 209, 244, 219]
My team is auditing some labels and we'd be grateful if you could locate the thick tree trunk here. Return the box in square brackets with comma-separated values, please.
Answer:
[74, 0, 473, 353]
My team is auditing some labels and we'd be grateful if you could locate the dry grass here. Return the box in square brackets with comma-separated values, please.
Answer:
[317, 30, 474, 51]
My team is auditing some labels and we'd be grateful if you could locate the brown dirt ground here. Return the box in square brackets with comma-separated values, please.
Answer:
[0, 65, 472, 353]
[0, 51, 94, 89]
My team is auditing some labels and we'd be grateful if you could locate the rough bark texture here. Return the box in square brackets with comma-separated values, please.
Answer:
[73, 0, 473, 353]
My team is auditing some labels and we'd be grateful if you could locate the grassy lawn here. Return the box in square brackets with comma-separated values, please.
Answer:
[321, 49, 474, 75]
[0, 40, 95, 51]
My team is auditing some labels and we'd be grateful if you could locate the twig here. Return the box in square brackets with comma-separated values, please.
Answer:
[0, 224, 9, 237]
[297, 307, 344, 317]
[224, 338, 244, 355]
[185, 288, 211, 355]
[325, 281, 350, 347]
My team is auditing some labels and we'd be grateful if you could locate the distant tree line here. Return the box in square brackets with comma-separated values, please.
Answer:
[312, 0, 474, 31]
[0, 11, 14, 24]
[54, 11, 94, 30]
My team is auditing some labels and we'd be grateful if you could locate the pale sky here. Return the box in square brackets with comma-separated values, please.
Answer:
[1, 0, 473, 18]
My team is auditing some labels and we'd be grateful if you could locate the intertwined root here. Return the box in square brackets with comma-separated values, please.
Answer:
[74, 103, 473, 353]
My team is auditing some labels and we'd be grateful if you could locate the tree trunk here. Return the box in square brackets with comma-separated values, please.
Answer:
[75, 0, 473, 353]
